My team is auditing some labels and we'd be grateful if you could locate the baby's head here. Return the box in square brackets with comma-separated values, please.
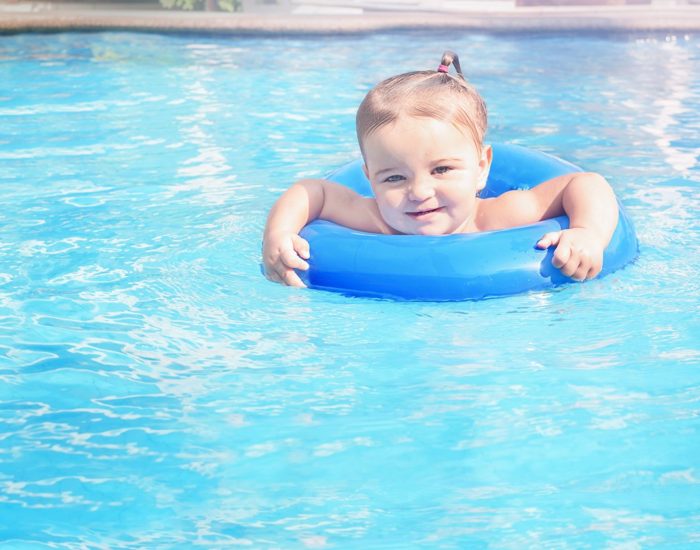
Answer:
[356, 51, 488, 158]
[354, 52, 492, 236]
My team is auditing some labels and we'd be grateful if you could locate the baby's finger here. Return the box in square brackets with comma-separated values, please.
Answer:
[280, 248, 309, 271]
[561, 259, 582, 279]
[292, 234, 311, 260]
[567, 249, 589, 281]
[587, 258, 603, 280]
[571, 262, 590, 282]
[552, 242, 572, 269]
[282, 268, 307, 288]
[265, 265, 282, 284]
[537, 231, 562, 249]
[559, 250, 581, 278]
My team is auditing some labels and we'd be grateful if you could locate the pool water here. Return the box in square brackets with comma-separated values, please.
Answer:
[1, 30, 698, 548]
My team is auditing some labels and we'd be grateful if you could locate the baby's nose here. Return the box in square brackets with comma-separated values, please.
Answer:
[408, 178, 436, 201]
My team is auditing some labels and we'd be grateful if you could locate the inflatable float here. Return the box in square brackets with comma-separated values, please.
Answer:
[297, 144, 638, 301]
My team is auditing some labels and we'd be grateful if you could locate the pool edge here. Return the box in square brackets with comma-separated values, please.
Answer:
[2, 7, 700, 35]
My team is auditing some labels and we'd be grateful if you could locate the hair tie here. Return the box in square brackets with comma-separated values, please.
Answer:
[439, 51, 465, 80]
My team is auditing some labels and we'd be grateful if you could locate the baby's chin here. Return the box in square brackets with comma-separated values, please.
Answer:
[389, 223, 454, 236]
[412, 226, 447, 236]
[383, 212, 464, 236]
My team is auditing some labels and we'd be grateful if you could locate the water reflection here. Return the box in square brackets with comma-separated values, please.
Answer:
[636, 38, 698, 174]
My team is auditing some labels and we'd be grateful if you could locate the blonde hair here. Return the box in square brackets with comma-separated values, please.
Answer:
[356, 51, 487, 156]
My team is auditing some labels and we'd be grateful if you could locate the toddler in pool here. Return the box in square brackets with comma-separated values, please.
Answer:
[263, 51, 619, 288]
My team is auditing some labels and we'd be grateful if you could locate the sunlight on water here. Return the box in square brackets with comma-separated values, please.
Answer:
[0, 30, 698, 548]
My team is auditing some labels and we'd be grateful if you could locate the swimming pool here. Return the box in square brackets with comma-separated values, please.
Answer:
[1, 29, 698, 547]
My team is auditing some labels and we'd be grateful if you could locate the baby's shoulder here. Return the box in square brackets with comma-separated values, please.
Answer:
[476, 190, 540, 232]
[323, 187, 392, 234]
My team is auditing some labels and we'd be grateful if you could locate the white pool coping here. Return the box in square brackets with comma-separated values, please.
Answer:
[1, 2, 700, 33]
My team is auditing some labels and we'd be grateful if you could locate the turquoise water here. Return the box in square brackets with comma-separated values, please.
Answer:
[1, 30, 699, 548]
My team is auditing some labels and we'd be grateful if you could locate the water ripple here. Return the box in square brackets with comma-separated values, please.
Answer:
[0, 30, 699, 549]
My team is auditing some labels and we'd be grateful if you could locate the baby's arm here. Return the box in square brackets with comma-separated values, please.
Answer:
[535, 173, 618, 281]
[488, 172, 619, 281]
[263, 179, 385, 287]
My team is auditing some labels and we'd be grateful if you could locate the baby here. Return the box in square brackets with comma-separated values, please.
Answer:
[263, 51, 619, 288]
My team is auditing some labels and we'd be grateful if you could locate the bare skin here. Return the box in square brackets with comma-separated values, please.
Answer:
[263, 115, 619, 288]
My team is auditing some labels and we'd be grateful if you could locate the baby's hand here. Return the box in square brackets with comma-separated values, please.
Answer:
[536, 228, 604, 281]
[263, 231, 310, 288]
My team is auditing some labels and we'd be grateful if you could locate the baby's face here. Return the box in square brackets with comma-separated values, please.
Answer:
[362, 115, 490, 235]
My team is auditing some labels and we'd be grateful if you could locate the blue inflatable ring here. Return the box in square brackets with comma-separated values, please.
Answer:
[298, 143, 638, 301]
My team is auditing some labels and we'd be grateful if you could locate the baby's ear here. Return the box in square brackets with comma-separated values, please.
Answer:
[477, 145, 493, 192]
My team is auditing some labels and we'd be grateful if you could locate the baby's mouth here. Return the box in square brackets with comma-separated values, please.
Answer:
[406, 206, 445, 218]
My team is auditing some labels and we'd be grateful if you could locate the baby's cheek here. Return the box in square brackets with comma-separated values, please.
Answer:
[376, 192, 400, 214]
[374, 200, 404, 233]
[377, 204, 399, 226]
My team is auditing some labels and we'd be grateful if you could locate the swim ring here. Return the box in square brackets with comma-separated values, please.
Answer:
[297, 144, 638, 301]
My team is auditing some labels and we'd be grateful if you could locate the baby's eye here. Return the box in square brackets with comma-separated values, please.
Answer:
[383, 174, 405, 183]
[433, 166, 452, 175]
